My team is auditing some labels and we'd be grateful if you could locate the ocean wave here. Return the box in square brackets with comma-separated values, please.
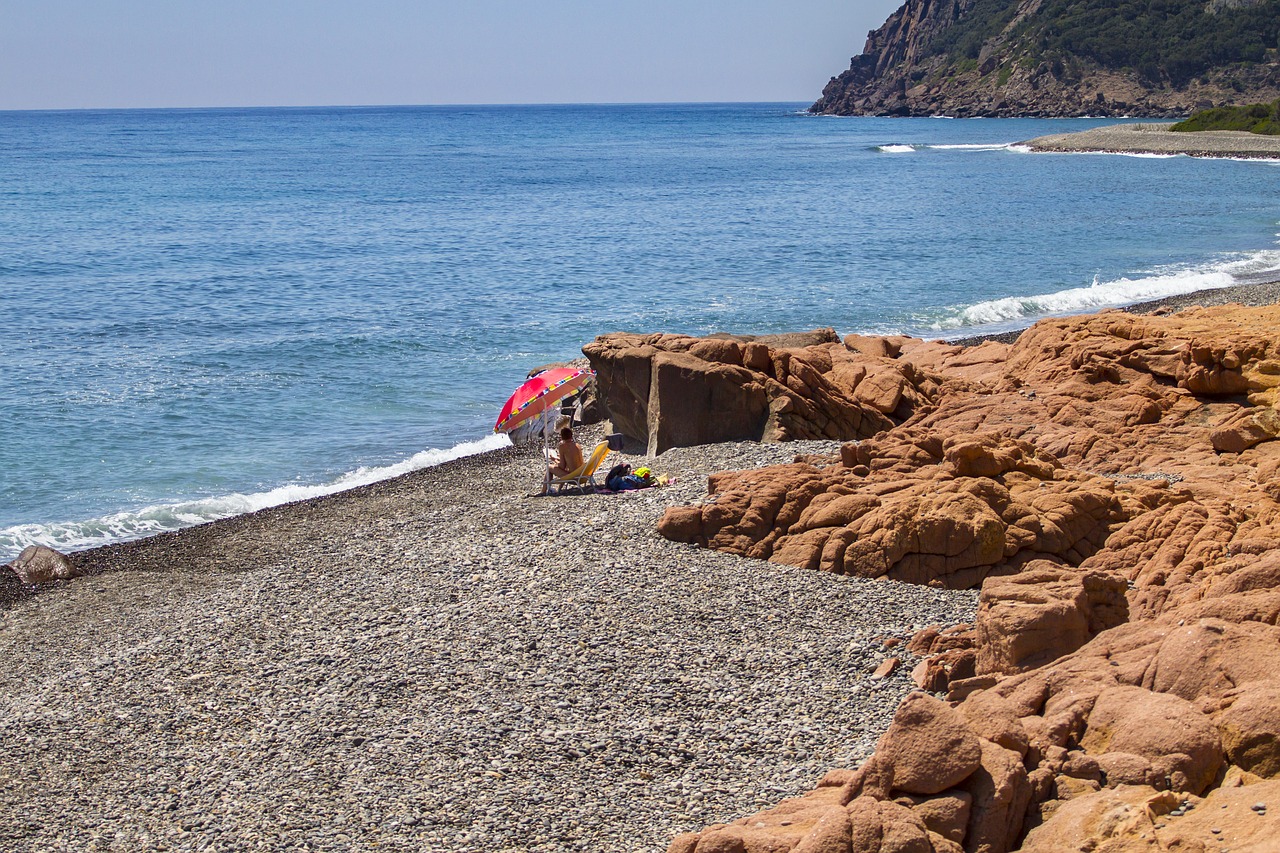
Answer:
[928, 143, 1015, 151]
[928, 249, 1280, 332]
[877, 142, 1017, 154]
[0, 433, 512, 561]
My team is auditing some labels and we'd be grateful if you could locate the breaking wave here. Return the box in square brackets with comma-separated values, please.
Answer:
[0, 433, 511, 560]
[876, 142, 1017, 154]
[928, 249, 1280, 333]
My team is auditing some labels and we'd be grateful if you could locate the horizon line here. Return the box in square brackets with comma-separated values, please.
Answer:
[0, 99, 821, 116]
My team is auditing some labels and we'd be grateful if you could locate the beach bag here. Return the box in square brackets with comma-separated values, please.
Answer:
[605, 463, 633, 491]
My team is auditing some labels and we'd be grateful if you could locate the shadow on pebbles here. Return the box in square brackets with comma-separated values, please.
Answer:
[0, 433, 977, 852]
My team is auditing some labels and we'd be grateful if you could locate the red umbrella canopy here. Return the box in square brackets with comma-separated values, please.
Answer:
[494, 367, 595, 434]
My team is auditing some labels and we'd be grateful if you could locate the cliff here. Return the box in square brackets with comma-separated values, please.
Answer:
[812, 0, 1280, 117]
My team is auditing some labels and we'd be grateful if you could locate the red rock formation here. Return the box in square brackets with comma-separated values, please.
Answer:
[583, 329, 935, 456]
[660, 304, 1280, 853]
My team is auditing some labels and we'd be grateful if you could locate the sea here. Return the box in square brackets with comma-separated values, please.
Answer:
[3, 102, 1279, 560]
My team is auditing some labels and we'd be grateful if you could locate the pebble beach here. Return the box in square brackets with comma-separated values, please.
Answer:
[0, 434, 976, 852]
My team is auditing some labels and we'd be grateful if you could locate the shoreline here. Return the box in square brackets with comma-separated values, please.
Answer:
[1020, 122, 1280, 159]
[4, 274, 1277, 567]
[6, 277, 1280, 850]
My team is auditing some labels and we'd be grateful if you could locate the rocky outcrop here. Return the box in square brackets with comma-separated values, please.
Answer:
[659, 432, 1130, 590]
[663, 303, 1280, 852]
[811, 0, 1280, 117]
[582, 329, 936, 456]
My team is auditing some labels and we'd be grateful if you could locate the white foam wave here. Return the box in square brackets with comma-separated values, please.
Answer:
[931, 250, 1280, 332]
[928, 143, 1015, 151]
[0, 433, 512, 560]
[876, 144, 918, 154]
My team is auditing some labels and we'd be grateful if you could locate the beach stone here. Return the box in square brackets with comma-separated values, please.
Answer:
[0, 431, 980, 853]
[7, 545, 79, 584]
[871, 658, 899, 679]
[877, 692, 982, 796]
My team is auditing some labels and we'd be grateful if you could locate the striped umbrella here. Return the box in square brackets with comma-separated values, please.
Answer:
[494, 367, 594, 434]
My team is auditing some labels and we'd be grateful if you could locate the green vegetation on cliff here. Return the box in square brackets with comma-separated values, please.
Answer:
[931, 0, 1280, 86]
[1172, 100, 1280, 134]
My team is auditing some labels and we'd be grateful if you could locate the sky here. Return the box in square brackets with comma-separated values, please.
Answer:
[1, 1, 904, 111]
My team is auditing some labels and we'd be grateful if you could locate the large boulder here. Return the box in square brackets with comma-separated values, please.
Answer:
[877, 692, 982, 796]
[959, 739, 1032, 853]
[583, 330, 936, 455]
[1022, 779, 1280, 853]
[7, 545, 80, 584]
[662, 305, 1280, 853]
[1079, 686, 1223, 795]
[1211, 684, 1280, 778]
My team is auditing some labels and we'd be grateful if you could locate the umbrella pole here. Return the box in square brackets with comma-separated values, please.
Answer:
[542, 413, 553, 493]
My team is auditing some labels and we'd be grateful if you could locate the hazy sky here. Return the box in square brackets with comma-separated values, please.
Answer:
[1, 1, 904, 110]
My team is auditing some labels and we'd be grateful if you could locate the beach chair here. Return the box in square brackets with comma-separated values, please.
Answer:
[547, 441, 610, 494]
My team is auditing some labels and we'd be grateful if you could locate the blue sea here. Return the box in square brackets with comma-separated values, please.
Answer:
[3, 103, 1279, 560]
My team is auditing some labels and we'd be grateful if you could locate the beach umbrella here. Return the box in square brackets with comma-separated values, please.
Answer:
[494, 366, 595, 436]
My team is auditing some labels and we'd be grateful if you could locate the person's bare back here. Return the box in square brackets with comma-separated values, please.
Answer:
[550, 427, 583, 477]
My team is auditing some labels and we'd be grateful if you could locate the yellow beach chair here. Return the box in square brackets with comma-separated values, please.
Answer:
[548, 441, 610, 494]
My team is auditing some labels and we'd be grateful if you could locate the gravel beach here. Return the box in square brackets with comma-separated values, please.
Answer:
[1, 434, 976, 852]
[1021, 122, 1280, 159]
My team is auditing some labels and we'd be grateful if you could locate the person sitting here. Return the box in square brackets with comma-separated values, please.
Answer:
[549, 427, 584, 479]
